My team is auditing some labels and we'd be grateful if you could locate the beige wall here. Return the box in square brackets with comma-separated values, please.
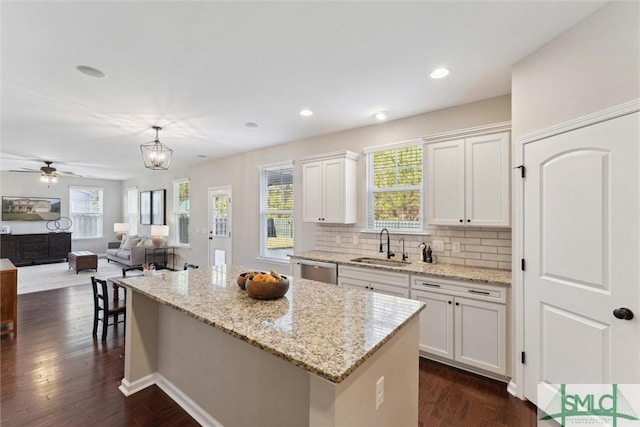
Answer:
[512, 1, 640, 140]
[0, 173, 124, 254]
[122, 95, 511, 271]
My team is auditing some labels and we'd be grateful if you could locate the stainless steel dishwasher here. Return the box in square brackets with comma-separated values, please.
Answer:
[298, 259, 337, 284]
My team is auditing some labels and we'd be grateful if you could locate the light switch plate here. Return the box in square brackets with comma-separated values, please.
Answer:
[432, 240, 444, 252]
[452, 242, 461, 253]
[353, 236, 358, 245]
[336, 235, 341, 244]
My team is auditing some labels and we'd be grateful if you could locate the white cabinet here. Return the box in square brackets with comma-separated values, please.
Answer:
[425, 131, 510, 227]
[411, 275, 507, 378]
[302, 151, 358, 224]
[338, 265, 410, 298]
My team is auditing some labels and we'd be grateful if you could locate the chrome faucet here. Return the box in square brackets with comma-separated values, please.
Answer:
[379, 228, 395, 259]
[399, 237, 408, 261]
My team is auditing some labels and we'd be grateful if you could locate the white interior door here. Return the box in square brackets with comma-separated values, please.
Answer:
[208, 186, 232, 267]
[523, 112, 640, 403]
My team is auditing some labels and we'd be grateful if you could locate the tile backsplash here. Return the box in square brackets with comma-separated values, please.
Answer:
[313, 225, 512, 270]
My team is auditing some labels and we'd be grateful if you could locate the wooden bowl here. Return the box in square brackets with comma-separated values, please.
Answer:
[237, 272, 252, 290]
[245, 276, 290, 300]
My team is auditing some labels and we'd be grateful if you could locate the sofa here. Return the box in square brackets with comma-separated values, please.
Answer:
[106, 235, 159, 267]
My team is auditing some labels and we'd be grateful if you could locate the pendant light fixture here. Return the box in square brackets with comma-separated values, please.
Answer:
[140, 126, 173, 170]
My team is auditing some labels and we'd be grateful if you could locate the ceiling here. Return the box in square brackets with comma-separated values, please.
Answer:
[0, 1, 605, 180]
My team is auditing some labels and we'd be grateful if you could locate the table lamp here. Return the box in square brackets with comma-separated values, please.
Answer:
[114, 223, 129, 241]
[151, 225, 169, 248]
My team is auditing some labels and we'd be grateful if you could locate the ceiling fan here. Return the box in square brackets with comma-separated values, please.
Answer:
[9, 160, 82, 179]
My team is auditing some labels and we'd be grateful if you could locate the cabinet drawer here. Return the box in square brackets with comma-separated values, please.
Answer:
[21, 235, 47, 244]
[23, 243, 48, 253]
[339, 265, 409, 288]
[411, 275, 506, 303]
[22, 251, 48, 260]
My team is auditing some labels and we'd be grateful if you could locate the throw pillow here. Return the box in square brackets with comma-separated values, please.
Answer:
[143, 238, 155, 248]
[120, 234, 138, 249]
[137, 238, 147, 247]
[122, 237, 140, 249]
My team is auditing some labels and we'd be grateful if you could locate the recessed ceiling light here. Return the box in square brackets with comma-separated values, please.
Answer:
[299, 109, 313, 117]
[245, 122, 258, 128]
[76, 65, 106, 79]
[430, 67, 450, 79]
[373, 111, 388, 121]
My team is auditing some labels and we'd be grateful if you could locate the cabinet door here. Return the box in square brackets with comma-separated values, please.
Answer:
[412, 289, 454, 360]
[291, 260, 301, 279]
[369, 281, 409, 298]
[322, 158, 346, 223]
[48, 233, 71, 258]
[426, 139, 465, 225]
[0, 235, 21, 262]
[302, 161, 323, 222]
[454, 296, 506, 375]
[465, 132, 510, 226]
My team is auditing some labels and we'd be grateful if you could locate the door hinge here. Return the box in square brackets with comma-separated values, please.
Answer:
[521, 351, 526, 364]
[228, 232, 231, 237]
[521, 259, 526, 271]
[514, 165, 526, 178]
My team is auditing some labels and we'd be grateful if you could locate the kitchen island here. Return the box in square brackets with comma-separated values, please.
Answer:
[113, 265, 424, 426]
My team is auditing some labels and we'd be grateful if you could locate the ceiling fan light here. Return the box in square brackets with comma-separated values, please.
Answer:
[140, 126, 173, 170]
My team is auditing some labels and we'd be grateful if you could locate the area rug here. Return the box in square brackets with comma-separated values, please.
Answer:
[17, 258, 124, 295]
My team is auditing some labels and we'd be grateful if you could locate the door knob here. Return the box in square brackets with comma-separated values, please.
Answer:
[613, 307, 634, 320]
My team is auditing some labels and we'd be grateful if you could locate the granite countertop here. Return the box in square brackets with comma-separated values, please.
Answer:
[113, 265, 424, 384]
[290, 250, 512, 286]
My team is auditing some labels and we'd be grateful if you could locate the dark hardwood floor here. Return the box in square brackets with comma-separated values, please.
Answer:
[1, 284, 537, 426]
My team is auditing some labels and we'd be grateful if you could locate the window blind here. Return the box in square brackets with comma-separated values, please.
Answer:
[259, 163, 294, 260]
[366, 143, 423, 231]
[70, 186, 104, 238]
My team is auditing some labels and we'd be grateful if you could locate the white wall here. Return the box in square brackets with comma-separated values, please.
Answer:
[123, 95, 511, 271]
[0, 173, 124, 254]
[512, 1, 640, 139]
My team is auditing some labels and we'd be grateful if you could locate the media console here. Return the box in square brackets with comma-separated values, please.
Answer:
[0, 232, 72, 266]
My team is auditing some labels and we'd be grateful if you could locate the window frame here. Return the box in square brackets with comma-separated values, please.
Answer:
[173, 178, 190, 247]
[364, 139, 424, 233]
[126, 187, 138, 236]
[258, 162, 294, 263]
[69, 185, 104, 240]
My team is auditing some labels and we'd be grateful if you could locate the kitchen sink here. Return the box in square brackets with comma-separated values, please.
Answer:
[350, 257, 411, 267]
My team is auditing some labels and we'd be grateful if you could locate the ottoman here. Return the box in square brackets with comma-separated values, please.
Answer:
[68, 251, 98, 274]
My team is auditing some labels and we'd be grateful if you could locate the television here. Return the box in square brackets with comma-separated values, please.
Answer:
[2, 196, 61, 221]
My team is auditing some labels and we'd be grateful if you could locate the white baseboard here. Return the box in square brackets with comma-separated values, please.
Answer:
[119, 373, 156, 396]
[155, 373, 223, 427]
[118, 372, 223, 427]
[507, 379, 519, 397]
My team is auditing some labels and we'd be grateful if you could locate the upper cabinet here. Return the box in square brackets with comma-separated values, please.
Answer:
[425, 126, 510, 227]
[302, 151, 358, 224]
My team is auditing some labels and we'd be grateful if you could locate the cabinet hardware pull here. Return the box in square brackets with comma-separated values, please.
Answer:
[421, 282, 440, 287]
[468, 289, 490, 295]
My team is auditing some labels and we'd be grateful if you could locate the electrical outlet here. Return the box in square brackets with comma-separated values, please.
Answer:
[452, 242, 461, 253]
[353, 236, 358, 245]
[432, 240, 444, 252]
[376, 376, 384, 409]
[336, 235, 341, 244]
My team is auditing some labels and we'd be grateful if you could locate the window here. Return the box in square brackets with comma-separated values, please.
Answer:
[259, 163, 294, 261]
[366, 141, 423, 231]
[126, 187, 138, 236]
[69, 186, 104, 238]
[173, 179, 190, 245]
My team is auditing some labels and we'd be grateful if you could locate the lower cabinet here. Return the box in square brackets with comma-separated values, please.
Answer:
[411, 276, 507, 378]
[338, 265, 410, 298]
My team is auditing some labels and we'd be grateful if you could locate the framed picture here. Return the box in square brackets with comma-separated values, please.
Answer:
[151, 189, 166, 225]
[140, 191, 151, 225]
